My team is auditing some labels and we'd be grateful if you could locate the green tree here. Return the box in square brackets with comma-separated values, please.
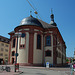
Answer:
[66, 59, 69, 63]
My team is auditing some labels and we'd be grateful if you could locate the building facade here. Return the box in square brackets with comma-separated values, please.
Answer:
[0, 36, 9, 64]
[8, 13, 66, 66]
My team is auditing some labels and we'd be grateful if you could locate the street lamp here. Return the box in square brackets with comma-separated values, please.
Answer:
[14, 32, 22, 72]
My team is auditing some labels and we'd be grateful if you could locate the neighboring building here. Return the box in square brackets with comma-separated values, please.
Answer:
[66, 51, 75, 64]
[8, 13, 66, 66]
[0, 35, 10, 64]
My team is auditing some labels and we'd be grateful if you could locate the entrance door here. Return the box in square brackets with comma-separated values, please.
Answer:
[0, 59, 3, 65]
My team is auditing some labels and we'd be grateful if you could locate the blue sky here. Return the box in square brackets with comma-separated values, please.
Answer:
[0, 0, 75, 57]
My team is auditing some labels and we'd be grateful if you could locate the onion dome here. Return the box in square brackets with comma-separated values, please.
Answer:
[19, 15, 43, 28]
[50, 14, 57, 26]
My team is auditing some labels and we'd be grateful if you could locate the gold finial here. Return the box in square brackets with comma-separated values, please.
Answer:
[34, 11, 38, 14]
[34, 11, 38, 18]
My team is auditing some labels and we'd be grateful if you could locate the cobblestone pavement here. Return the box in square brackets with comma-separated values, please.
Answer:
[0, 65, 72, 75]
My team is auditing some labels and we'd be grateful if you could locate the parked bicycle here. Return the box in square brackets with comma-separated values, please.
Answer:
[0, 66, 11, 72]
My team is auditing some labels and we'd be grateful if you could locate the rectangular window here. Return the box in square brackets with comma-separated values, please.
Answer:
[12, 38, 16, 47]
[12, 51, 15, 56]
[1, 43, 4, 46]
[6, 45, 8, 47]
[5, 49, 8, 52]
[1, 48, 3, 51]
[5, 54, 8, 56]
[37, 34, 41, 49]
[0, 53, 3, 56]
[45, 50, 51, 57]
[46, 36, 51, 46]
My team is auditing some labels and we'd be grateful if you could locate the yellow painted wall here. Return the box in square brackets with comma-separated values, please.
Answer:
[33, 33, 43, 64]
[17, 32, 29, 63]
[0, 41, 9, 63]
[45, 34, 53, 64]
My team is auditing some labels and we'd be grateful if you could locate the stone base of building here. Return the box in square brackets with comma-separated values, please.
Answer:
[19, 63, 43, 67]
[55, 63, 67, 67]
[8, 62, 67, 67]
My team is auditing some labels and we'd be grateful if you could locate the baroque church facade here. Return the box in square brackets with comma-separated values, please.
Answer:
[8, 13, 66, 66]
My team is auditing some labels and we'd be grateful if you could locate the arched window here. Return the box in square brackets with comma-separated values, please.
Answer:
[45, 50, 51, 57]
[37, 34, 41, 49]
[12, 51, 15, 56]
[46, 36, 51, 46]
[12, 39, 16, 47]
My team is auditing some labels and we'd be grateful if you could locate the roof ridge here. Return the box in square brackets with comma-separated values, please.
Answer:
[38, 19, 56, 28]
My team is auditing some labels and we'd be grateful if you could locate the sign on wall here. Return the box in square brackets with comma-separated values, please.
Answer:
[46, 62, 49, 68]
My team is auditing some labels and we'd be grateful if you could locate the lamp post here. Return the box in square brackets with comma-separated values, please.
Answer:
[14, 32, 22, 72]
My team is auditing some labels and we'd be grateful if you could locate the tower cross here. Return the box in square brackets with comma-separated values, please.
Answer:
[51, 8, 53, 14]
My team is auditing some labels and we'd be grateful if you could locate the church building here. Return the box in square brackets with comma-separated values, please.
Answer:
[8, 13, 66, 66]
